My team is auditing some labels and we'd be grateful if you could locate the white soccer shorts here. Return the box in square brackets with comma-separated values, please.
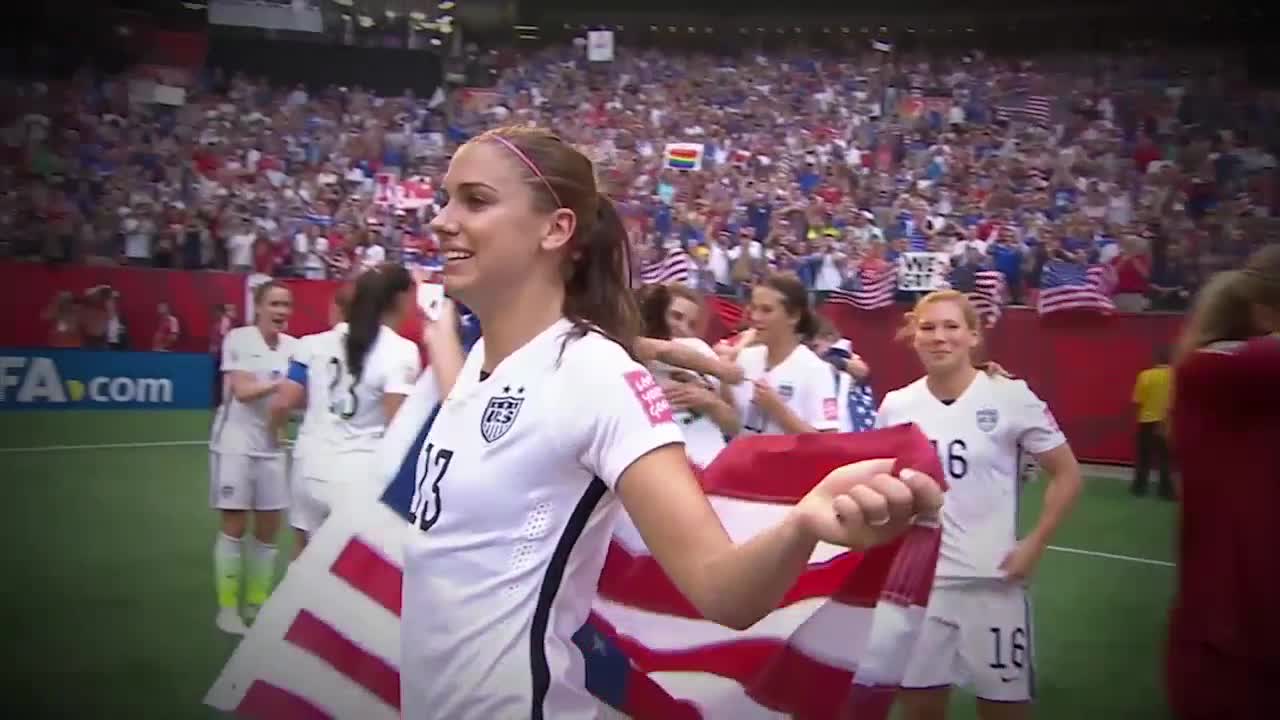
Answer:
[289, 450, 376, 533]
[901, 579, 1035, 703]
[209, 452, 290, 511]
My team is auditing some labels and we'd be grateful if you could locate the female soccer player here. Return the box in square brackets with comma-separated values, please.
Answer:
[812, 317, 876, 433]
[637, 283, 740, 467]
[275, 264, 422, 550]
[1166, 246, 1280, 720]
[402, 126, 945, 719]
[268, 284, 351, 558]
[725, 272, 840, 436]
[209, 281, 297, 635]
[879, 290, 1082, 720]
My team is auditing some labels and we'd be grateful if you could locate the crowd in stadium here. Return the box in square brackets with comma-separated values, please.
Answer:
[2, 42, 1278, 316]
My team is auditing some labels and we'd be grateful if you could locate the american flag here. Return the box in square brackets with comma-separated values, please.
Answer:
[207, 368, 946, 719]
[640, 248, 695, 286]
[826, 266, 898, 310]
[1037, 261, 1116, 315]
[995, 94, 1053, 128]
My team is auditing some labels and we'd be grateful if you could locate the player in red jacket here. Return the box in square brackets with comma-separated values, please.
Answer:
[1167, 246, 1280, 720]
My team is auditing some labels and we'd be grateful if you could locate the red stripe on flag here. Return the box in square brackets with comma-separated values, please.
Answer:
[695, 425, 936, 504]
[236, 680, 331, 720]
[748, 640, 857, 719]
[284, 610, 401, 711]
[330, 539, 402, 617]
[670, 149, 699, 159]
[599, 540, 866, 617]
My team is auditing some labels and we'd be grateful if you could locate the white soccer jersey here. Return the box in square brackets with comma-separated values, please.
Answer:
[731, 343, 840, 435]
[401, 318, 684, 720]
[290, 324, 348, 462]
[650, 336, 728, 469]
[210, 326, 297, 457]
[301, 324, 421, 454]
[875, 373, 1066, 580]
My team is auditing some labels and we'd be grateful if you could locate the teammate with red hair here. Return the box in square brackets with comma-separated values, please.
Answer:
[1166, 245, 1280, 720]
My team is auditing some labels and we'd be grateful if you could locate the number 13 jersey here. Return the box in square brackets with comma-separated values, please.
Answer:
[875, 373, 1066, 581]
[401, 319, 684, 720]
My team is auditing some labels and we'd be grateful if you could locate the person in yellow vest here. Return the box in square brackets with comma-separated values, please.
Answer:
[1132, 346, 1174, 498]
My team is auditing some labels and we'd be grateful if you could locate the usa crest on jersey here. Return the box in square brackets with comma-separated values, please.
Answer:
[976, 407, 999, 432]
[480, 389, 524, 443]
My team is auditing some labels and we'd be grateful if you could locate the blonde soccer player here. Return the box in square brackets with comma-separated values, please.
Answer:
[209, 281, 298, 634]
[725, 272, 840, 436]
[879, 290, 1082, 720]
[399, 125, 945, 719]
[274, 264, 422, 549]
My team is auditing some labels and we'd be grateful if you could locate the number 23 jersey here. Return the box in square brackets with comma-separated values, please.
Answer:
[401, 319, 684, 720]
[875, 373, 1066, 581]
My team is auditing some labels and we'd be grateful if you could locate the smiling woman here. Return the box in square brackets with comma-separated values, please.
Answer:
[400, 125, 945, 720]
[876, 289, 1082, 720]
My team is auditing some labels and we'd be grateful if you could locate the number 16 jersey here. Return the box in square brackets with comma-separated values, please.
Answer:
[875, 373, 1065, 581]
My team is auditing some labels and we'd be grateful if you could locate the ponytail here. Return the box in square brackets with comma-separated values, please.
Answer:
[562, 193, 642, 358]
[345, 264, 413, 381]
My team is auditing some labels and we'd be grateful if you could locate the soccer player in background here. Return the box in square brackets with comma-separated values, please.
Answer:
[208, 281, 297, 635]
[273, 265, 421, 552]
[268, 284, 351, 558]
[811, 316, 876, 433]
[726, 272, 841, 436]
[879, 290, 1082, 720]
[1166, 245, 1280, 720]
[399, 126, 945, 719]
[1130, 345, 1173, 498]
[637, 283, 740, 468]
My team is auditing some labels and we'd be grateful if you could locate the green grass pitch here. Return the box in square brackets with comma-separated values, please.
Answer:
[0, 410, 1175, 719]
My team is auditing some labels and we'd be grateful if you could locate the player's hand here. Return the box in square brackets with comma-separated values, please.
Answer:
[978, 360, 1014, 378]
[792, 460, 944, 551]
[752, 379, 784, 415]
[999, 539, 1044, 583]
[662, 381, 710, 412]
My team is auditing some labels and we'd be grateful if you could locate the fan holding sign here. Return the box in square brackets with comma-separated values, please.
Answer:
[898, 252, 952, 293]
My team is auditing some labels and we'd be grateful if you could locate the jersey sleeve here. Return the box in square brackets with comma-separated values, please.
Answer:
[382, 339, 423, 396]
[221, 330, 247, 372]
[679, 337, 721, 391]
[563, 342, 686, 491]
[286, 337, 313, 386]
[800, 354, 841, 432]
[1007, 380, 1067, 455]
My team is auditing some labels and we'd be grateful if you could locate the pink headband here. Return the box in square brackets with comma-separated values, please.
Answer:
[488, 135, 564, 209]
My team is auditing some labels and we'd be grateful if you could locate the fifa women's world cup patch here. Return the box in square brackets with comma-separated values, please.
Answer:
[623, 369, 674, 426]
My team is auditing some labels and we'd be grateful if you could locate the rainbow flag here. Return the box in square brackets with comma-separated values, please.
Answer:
[663, 142, 704, 171]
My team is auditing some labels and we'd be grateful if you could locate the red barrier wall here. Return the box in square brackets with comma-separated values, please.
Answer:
[1, 263, 247, 353]
[0, 263, 1181, 464]
[821, 305, 1184, 466]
